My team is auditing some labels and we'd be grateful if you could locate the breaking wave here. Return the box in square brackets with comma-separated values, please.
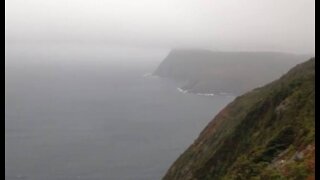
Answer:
[177, 88, 215, 97]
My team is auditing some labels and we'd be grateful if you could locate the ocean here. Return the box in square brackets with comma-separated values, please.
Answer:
[5, 43, 234, 180]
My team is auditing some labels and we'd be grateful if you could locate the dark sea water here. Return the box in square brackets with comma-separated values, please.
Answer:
[5, 44, 234, 180]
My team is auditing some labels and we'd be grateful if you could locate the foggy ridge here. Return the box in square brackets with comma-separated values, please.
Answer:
[154, 49, 312, 95]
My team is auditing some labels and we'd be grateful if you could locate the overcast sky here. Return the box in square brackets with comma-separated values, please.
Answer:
[5, 0, 315, 53]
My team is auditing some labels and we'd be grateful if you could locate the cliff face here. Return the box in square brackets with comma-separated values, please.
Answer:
[154, 49, 310, 95]
[163, 58, 315, 180]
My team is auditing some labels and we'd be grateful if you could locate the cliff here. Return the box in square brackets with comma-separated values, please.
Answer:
[163, 58, 315, 180]
[154, 49, 310, 95]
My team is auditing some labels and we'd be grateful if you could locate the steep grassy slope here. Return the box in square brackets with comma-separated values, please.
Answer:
[154, 49, 310, 95]
[163, 58, 315, 180]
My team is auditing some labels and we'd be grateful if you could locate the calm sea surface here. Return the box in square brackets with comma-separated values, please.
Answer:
[5, 44, 234, 180]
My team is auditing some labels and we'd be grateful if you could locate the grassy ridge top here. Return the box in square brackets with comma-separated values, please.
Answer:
[163, 58, 315, 180]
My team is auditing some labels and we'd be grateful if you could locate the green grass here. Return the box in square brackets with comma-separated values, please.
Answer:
[163, 58, 315, 180]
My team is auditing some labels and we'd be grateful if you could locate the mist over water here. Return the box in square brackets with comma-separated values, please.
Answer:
[5, 0, 314, 178]
[5, 0, 315, 54]
[5, 44, 234, 180]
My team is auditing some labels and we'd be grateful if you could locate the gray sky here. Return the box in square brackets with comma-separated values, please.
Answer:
[5, 0, 315, 53]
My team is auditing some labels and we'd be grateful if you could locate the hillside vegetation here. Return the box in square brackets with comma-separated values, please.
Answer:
[163, 58, 315, 180]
